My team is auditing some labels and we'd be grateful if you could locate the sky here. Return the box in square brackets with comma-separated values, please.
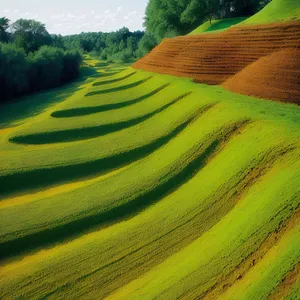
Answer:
[0, 0, 148, 35]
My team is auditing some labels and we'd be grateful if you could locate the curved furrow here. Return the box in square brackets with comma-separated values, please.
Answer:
[0, 164, 133, 210]
[95, 71, 120, 78]
[51, 84, 170, 118]
[50, 74, 165, 115]
[105, 157, 300, 300]
[85, 77, 152, 96]
[92, 71, 137, 86]
[1, 94, 211, 195]
[268, 263, 300, 300]
[0, 106, 237, 259]
[217, 216, 300, 300]
[9, 92, 191, 145]
[0, 123, 298, 299]
[10, 78, 172, 139]
[72, 145, 295, 300]
[0, 104, 211, 198]
[200, 209, 300, 299]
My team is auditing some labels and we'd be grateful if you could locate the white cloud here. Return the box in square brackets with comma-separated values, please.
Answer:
[67, 13, 76, 19]
[50, 13, 65, 20]
[124, 10, 138, 20]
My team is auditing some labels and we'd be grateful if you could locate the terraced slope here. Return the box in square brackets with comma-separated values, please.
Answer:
[0, 61, 299, 299]
[134, 21, 300, 88]
[223, 49, 300, 103]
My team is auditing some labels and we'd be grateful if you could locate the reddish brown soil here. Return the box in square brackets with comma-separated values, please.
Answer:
[223, 49, 300, 104]
[133, 21, 300, 103]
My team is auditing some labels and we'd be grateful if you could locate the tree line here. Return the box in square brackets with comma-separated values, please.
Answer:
[0, 17, 82, 103]
[63, 28, 145, 63]
[138, 0, 272, 55]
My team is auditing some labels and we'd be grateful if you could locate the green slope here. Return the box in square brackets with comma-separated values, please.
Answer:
[243, 0, 300, 24]
[189, 17, 246, 35]
[190, 0, 300, 36]
[0, 59, 299, 299]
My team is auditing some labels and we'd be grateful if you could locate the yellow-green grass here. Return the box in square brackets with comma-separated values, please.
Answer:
[243, 0, 300, 25]
[189, 17, 247, 35]
[0, 58, 299, 299]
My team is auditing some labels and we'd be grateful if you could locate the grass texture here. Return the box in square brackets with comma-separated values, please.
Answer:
[0, 56, 299, 300]
[243, 0, 300, 24]
[189, 17, 247, 35]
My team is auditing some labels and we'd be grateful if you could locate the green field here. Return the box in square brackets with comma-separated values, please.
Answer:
[0, 55, 299, 299]
[1, 0, 300, 297]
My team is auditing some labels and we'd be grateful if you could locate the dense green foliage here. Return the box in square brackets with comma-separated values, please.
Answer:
[62, 27, 144, 62]
[136, 33, 158, 58]
[11, 19, 52, 53]
[0, 17, 10, 43]
[0, 18, 82, 103]
[144, 0, 272, 41]
[0, 42, 81, 102]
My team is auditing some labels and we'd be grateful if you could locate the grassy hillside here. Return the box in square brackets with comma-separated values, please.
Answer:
[244, 0, 300, 24]
[0, 57, 299, 299]
[189, 17, 246, 35]
[190, 0, 300, 36]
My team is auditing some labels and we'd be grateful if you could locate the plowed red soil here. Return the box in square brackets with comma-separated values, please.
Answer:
[223, 49, 300, 104]
[134, 21, 300, 103]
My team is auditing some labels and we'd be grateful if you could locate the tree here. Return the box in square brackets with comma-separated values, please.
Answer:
[0, 17, 10, 42]
[180, 0, 207, 26]
[144, 0, 189, 42]
[0, 43, 29, 100]
[51, 34, 65, 49]
[137, 33, 158, 58]
[119, 39, 125, 51]
[30, 46, 64, 89]
[144, 0, 271, 42]
[205, 0, 221, 24]
[11, 19, 52, 53]
[221, 0, 262, 17]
